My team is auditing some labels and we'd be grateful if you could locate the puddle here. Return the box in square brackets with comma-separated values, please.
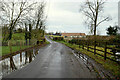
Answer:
[0, 48, 39, 79]
[72, 50, 88, 65]
[72, 50, 102, 77]
[72, 49, 114, 78]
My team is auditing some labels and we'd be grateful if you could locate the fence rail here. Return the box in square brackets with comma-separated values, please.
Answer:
[69, 40, 120, 63]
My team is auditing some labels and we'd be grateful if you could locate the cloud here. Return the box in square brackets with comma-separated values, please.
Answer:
[45, 1, 118, 35]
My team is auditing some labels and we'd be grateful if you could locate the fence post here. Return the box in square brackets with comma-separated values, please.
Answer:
[87, 41, 89, 51]
[79, 41, 80, 48]
[104, 42, 107, 60]
[82, 41, 84, 49]
[94, 41, 96, 55]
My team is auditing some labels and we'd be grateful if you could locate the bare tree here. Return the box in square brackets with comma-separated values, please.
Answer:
[80, 0, 111, 36]
[0, 2, 36, 40]
[0, 1, 37, 70]
[32, 2, 46, 40]
[35, 2, 46, 29]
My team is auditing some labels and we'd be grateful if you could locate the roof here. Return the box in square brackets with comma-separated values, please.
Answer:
[61, 33, 86, 36]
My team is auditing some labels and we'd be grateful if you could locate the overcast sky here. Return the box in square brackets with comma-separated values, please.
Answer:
[45, 0, 119, 35]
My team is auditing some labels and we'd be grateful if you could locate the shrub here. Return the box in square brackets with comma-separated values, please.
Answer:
[53, 36, 64, 41]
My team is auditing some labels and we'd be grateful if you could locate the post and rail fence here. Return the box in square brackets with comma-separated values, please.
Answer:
[69, 40, 120, 63]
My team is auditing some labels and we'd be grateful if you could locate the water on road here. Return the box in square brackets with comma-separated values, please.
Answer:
[3, 37, 98, 78]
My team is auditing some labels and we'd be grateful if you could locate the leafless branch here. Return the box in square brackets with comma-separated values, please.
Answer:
[97, 17, 111, 27]
[79, 0, 111, 35]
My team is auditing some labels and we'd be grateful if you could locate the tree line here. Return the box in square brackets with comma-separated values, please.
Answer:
[0, 1, 46, 45]
[79, 0, 120, 43]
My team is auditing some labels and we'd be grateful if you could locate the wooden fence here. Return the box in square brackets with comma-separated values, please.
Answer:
[69, 40, 120, 63]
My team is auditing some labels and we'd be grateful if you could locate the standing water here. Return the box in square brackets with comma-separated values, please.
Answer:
[0, 48, 39, 79]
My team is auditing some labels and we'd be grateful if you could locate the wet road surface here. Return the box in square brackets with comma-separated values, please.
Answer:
[3, 37, 97, 78]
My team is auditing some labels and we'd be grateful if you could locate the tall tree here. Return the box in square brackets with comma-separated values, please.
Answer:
[24, 23, 28, 45]
[28, 23, 32, 45]
[35, 2, 45, 29]
[79, 0, 111, 35]
[33, 2, 46, 40]
[0, 2, 36, 40]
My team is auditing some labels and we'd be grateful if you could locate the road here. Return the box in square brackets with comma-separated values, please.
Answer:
[3, 37, 97, 78]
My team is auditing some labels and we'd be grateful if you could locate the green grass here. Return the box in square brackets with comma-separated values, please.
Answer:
[1, 40, 50, 56]
[1, 46, 31, 56]
[2, 33, 29, 56]
[46, 40, 50, 44]
[57, 41, 120, 77]
[12, 33, 25, 40]
[1, 33, 49, 56]
[84, 46, 115, 60]
[2, 33, 25, 41]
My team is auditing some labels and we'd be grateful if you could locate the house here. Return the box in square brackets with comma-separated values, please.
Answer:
[61, 33, 86, 40]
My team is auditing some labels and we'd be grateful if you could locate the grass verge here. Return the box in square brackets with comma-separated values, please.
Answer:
[1, 46, 31, 56]
[57, 40, 120, 77]
[1, 40, 50, 56]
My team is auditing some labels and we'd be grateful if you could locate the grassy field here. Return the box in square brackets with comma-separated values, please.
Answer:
[1, 46, 31, 56]
[12, 33, 25, 40]
[1, 40, 50, 56]
[1, 33, 47, 56]
[2, 33, 30, 56]
[57, 41, 120, 77]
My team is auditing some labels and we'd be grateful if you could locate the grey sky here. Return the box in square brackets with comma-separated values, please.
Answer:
[45, 0, 119, 35]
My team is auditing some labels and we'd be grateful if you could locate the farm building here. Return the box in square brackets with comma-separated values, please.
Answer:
[61, 33, 86, 40]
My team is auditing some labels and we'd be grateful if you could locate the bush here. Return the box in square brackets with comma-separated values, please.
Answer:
[53, 36, 64, 41]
